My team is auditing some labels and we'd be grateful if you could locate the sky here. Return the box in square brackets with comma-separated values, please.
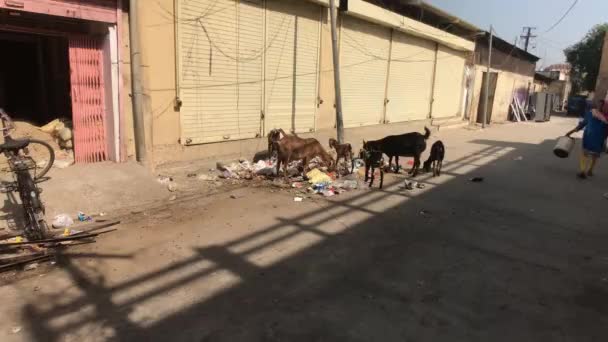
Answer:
[427, 0, 608, 69]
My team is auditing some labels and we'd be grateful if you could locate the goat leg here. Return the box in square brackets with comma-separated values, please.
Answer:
[379, 170, 384, 189]
[395, 156, 400, 173]
[411, 156, 420, 177]
[369, 166, 375, 187]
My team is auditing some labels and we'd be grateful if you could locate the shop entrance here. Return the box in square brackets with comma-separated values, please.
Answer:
[0, 8, 118, 163]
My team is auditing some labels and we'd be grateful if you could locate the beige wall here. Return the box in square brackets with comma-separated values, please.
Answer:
[468, 67, 532, 123]
[137, 0, 180, 156]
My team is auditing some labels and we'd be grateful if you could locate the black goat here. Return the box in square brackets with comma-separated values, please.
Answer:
[423, 140, 445, 177]
[363, 127, 430, 177]
[360, 148, 384, 189]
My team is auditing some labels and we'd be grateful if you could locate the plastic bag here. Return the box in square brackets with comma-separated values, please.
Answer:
[52, 214, 74, 229]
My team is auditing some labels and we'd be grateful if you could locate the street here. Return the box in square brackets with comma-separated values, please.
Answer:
[1, 116, 608, 341]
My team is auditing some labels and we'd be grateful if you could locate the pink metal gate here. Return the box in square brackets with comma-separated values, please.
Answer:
[69, 36, 108, 163]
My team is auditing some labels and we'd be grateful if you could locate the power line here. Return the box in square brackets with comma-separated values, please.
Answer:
[543, 0, 579, 34]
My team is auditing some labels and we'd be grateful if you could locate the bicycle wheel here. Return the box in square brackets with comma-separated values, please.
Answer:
[25, 139, 55, 179]
[19, 174, 49, 240]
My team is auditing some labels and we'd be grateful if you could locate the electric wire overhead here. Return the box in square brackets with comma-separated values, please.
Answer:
[543, 0, 579, 34]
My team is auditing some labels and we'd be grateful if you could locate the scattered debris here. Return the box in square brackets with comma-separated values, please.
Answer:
[404, 180, 417, 190]
[321, 189, 336, 197]
[417, 183, 426, 189]
[62, 228, 83, 237]
[169, 195, 177, 201]
[334, 179, 359, 190]
[469, 177, 484, 183]
[11, 326, 22, 334]
[77, 212, 93, 222]
[24, 263, 39, 271]
[294, 197, 304, 202]
[419, 210, 431, 216]
[167, 181, 178, 192]
[187, 173, 197, 178]
[0, 221, 120, 274]
[514, 156, 524, 161]
[307, 168, 332, 185]
[52, 214, 74, 229]
[157, 175, 173, 185]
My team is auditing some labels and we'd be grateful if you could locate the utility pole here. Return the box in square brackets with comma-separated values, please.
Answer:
[520, 26, 537, 52]
[129, 0, 147, 164]
[482, 26, 493, 129]
[329, 0, 344, 143]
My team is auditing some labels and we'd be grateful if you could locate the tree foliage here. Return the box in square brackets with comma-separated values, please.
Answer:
[565, 24, 608, 93]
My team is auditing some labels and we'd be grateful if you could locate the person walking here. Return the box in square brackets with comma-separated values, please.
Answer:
[566, 100, 608, 179]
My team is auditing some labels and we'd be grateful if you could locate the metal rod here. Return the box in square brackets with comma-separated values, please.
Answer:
[329, 0, 344, 143]
[0, 229, 117, 248]
[0, 254, 53, 272]
[482, 26, 493, 128]
[129, 0, 147, 164]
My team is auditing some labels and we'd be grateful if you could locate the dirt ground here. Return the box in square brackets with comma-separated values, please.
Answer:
[1, 116, 608, 342]
[0, 161, 170, 232]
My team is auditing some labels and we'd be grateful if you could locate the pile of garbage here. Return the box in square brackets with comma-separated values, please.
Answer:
[291, 169, 360, 198]
[176, 155, 366, 199]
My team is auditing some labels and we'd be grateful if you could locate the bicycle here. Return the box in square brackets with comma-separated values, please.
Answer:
[0, 109, 55, 240]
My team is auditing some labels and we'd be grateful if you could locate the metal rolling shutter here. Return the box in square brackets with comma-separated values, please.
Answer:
[178, 0, 264, 144]
[340, 15, 391, 128]
[385, 32, 436, 123]
[264, 0, 321, 134]
[431, 45, 466, 118]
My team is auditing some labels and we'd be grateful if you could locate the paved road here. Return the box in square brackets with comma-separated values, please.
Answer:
[2, 116, 608, 342]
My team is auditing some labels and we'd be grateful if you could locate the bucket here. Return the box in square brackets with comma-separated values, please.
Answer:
[554, 136, 574, 158]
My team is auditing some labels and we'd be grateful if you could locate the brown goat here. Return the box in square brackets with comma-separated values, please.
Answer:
[329, 138, 354, 174]
[274, 139, 334, 178]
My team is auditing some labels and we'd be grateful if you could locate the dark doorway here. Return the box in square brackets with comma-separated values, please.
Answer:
[0, 31, 71, 125]
[476, 72, 498, 125]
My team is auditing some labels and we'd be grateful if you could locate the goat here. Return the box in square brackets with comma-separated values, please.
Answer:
[329, 138, 354, 175]
[268, 129, 312, 157]
[363, 127, 430, 177]
[423, 140, 445, 177]
[359, 148, 384, 189]
[274, 139, 334, 178]
[267, 129, 282, 157]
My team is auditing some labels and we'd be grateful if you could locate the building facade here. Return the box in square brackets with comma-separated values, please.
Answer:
[468, 33, 539, 125]
[134, 0, 475, 166]
[0, 0, 132, 163]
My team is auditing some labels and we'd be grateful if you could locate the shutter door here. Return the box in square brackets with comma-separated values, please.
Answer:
[69, 36, 108, 163]
[385, 32, 436, 123]
[265, 0, 321, 134]
[432, 45, 466, 118]
[340, 15, 390, 127]
[178, 0, 264, 144]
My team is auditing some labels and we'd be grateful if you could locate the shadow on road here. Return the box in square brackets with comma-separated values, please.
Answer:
[21, 137, 608, 341]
